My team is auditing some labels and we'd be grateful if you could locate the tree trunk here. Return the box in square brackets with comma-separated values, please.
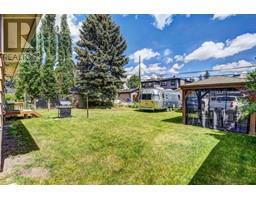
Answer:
[33, 99, 37, 110]
[47, 98, 51, 111]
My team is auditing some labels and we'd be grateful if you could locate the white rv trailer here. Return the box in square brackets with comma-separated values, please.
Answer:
[139, 87, 181, 111]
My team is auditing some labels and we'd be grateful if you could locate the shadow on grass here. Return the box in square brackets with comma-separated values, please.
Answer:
[190, 132, 256, 184]
[1, 120, 39, 171]
[162, 116, 183, 124]
[134, 109, 167, 113]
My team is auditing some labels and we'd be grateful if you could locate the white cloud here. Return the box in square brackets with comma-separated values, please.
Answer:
[164, 48, 171, 56]
[129, 48, 160, 63]
[164, 57, 173, 64]
[212, 60, 254, 72]
[212, 14, 236, 21]
[125, 62, 168, 79]
[184, 33, 256, 62]
[169, 63, 184, 74]
[55, 14, 82, 44]
[150, 74, 158, 79]
[67, 14, 83, 44]
[163, 49, 173, 64]
[174, 54, 184, 62]
[147, 63, 167, 75]
[151, 14, 174, 30]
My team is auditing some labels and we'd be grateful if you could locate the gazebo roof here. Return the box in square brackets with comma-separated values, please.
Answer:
[180, 76, 246, 90]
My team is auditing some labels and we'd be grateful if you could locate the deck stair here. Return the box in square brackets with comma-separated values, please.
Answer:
[5, 109, 41, 118]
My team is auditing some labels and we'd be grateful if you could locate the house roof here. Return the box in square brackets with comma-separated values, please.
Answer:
[118, 88, 139, 93]
[141, 76, 185, 83]
[181, 76, 246, 90]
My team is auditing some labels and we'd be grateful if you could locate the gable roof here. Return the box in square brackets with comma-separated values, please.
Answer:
[181, 76, 246, 89]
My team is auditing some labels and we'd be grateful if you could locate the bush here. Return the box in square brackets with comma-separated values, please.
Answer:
[5, 93, 17, 102]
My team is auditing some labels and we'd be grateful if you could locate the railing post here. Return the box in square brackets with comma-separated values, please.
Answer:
[249, 112, 256, 135]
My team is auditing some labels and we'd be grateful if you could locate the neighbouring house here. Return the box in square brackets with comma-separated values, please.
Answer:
[117, 88, 139, 103]
[180, 76, 256, 135]
[142, 77, 190, 90]
[0, 14, 41, 168]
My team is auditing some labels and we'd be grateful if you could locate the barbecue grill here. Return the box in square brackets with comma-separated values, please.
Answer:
[56, 100, 72, 118]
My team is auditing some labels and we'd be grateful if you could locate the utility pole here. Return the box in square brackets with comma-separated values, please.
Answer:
[139, 56, 141, 89]
[86, 94, 89, 118]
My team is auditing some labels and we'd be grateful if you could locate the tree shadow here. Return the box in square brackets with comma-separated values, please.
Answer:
[134, 109, 167, 113]
[162, 115, 183, 124]
[1, 120, 39, 171]
[190, 132, 256, 184]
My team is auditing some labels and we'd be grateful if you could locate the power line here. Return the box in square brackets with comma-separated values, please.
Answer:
[177, 64, 256, 75]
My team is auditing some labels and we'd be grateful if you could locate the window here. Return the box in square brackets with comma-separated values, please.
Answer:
[160, 81, 167, 86]
[171, 80, 176, 86]
[142, 94, 152, 100]
[148, 82, 153, 87]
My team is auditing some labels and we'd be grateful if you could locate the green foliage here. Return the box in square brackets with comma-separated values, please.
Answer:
[15, 33, 42, 102]
[76, 15, 128, 106]
[246, 70, 256, 91]
[245, 70, 256, 115]
[55, 14, 75, 98]
[203, 70, 210, 79]
[40, 14, 57, 100]
[5, 93, 17, 102]
[127, 75, 140, 89]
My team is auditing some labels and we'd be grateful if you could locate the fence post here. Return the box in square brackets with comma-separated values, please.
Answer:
[249, 112, 256, 135]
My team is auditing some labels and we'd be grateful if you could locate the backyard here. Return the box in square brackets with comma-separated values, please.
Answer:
[1, 107, 256, 184]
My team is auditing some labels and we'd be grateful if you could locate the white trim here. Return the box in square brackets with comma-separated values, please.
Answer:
[0, 15, 3, 53]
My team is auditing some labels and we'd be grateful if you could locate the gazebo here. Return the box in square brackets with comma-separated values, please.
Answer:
[180, 76, 256, 135]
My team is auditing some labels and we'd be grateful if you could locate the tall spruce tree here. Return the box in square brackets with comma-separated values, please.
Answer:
[56, 14, 75, 98]
[76, 15, 128, 106]
[40, 14, 57, 110]
[15, 33, 42, 109]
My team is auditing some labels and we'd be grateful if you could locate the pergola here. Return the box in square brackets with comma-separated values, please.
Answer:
[0, 14, 41, 168]
[180, 76, 256, 135]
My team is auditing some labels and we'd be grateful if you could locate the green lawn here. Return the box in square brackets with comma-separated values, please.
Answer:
[1, 107, 256, 184]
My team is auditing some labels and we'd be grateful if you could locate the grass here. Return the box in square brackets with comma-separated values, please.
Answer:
[1, 107, 256, 184]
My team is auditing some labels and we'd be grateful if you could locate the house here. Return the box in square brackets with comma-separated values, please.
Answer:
[180, 76, 256, 135]
[142, 77, 190, 90]
[0, 14, 41, 168]
[117, 88, 139, 103]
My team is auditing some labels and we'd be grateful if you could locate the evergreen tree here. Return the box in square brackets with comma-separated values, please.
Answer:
[15, 33, 42, 109]
[40, 14, 57, 110]
[199, 74, 203, 80]
[56, 14, 75, 98]
[76, 15, 128, 106]
[204, 70, 210, 79]
[127, 75, 140, 89]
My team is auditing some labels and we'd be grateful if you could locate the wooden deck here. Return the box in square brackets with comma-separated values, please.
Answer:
[5, 110, 41, 118]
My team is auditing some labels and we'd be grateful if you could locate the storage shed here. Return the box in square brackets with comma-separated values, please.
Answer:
[117, 88, 139, 103]
[180, 76, 256, 135]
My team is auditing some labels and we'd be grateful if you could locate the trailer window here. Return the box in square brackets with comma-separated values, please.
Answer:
[142, 94, 152, 100]
[153, 94, 160, 101]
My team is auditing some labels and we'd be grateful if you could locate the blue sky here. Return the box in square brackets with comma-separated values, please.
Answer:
[62, 14, 256, 80]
